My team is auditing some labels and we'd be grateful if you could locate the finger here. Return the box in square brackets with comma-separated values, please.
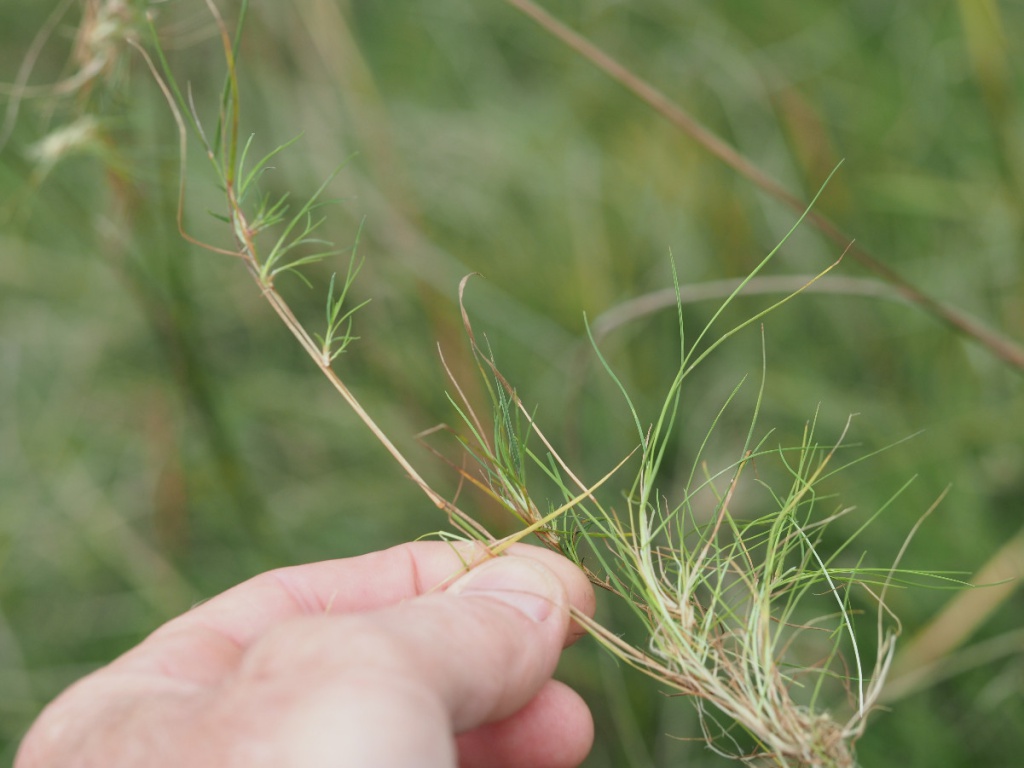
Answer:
[146, 541, 593, 643]
[456, 680, 594, 768]
[190, 555, 584, 766]
[112, 542, 595, 686]
[238, 556, 570, 728]
[19, 554, 588, 768]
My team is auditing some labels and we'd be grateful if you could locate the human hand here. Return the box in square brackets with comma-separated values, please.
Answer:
[15, 542, 596, 768]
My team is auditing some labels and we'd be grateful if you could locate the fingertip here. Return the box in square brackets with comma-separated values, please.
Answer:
[456, 680, 594, 768]
[448, 556, 567, 624]
[499, 545, 597, 645]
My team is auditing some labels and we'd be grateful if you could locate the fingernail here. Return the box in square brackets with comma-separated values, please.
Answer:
[449, 557, 559, 623]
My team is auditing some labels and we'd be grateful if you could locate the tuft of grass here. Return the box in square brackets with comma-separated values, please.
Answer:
[436, 228, 957, 766]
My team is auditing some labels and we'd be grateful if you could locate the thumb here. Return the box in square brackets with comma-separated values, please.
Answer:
[442, 555, 571, 724]
[218, 555, 576, 766]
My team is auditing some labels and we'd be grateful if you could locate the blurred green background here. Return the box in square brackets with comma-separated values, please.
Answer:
[2, 1, 1022, 765]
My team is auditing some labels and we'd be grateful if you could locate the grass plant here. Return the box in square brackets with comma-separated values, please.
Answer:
[139, 5, 957, 764]
[3, 2, 1024, 767]
[436, 254, 949, 767]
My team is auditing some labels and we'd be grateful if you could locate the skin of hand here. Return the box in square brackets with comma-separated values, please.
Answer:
[14, 541, 596, 768]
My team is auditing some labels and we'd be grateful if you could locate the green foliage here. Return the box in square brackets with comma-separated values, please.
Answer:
[315, 230, 371, 365]
[2, 1, 1023, 766]
[444, 205, 963, 765]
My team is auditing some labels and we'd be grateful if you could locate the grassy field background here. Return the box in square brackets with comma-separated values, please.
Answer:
[2, 1, 1023, 765]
